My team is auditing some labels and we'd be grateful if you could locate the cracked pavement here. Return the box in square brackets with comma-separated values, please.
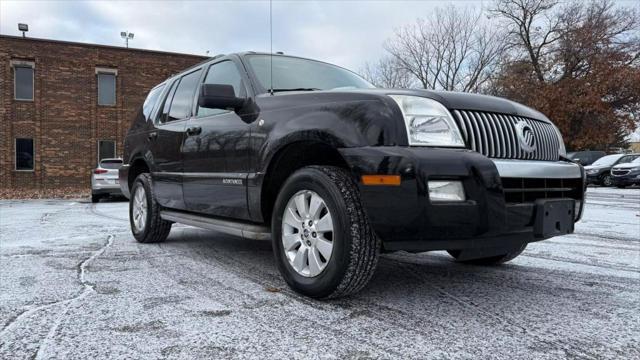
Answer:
[0, 187, 638, 359]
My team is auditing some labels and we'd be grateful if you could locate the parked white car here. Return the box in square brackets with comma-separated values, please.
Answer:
[91, 158, 123, 202]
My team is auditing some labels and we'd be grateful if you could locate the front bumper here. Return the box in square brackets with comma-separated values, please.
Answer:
[339, 147, 585, 252]
[611, 173, 640, 186]
[586, 173, 601, 184]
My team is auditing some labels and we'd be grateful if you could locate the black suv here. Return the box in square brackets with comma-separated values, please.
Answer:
[120, 53, 585, 298]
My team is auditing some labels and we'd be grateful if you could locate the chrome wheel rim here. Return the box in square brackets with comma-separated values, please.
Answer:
[132, 186, 147, 232]
[281, 190, 334, 277]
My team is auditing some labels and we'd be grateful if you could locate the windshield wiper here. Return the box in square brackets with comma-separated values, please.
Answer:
[269, 88, 321, 93]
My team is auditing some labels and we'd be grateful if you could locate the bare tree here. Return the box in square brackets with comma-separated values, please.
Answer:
[491, 0, 640, 150]
[490, 0, 562, 82]
[360, 56, 415, 88]
[383, 6, 505, 92]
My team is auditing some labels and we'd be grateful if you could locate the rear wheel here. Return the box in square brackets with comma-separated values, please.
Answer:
[129, 173, 172, 243]
[91, 194, 101, 203]
[447, 244, 527, 265]
[271, 166, 380, 299]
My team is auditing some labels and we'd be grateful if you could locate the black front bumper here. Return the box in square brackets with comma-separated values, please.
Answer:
[611, 173, 640, 186]
[339, 147, 585, 252]
[586, 173, 602, 184]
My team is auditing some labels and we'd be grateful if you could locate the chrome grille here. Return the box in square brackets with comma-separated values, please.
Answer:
[612, 169, 630, 176]
[452, 110, 561, 161]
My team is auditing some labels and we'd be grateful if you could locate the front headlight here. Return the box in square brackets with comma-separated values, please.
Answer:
[553, 125, 567, 157]
[586, 169, 599, 175]
[389, 95, 465, 147]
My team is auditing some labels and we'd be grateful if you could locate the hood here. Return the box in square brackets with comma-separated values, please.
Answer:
[328, 88, 551, 123]
[612, 162, 640, 170]
[584, 165, 609, 171]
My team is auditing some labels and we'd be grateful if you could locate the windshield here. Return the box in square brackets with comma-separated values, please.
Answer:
[618, 155, 639, 164]
[591, 154, 623, 166]
[247, 55, 374, 93]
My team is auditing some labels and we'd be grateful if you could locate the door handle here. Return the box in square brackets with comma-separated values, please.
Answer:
[148, 131, 158, 141]
[186, 126, 202, 136]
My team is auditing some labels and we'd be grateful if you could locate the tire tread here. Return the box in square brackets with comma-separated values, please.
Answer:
[308, 166, 380, 299]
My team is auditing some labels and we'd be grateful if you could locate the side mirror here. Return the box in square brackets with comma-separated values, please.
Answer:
[198, 84, 245, 111]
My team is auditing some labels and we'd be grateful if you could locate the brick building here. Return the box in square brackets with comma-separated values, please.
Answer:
[0, 35, 207, 194]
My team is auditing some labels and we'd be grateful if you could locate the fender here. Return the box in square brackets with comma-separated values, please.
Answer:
[251, 92, 407, 174]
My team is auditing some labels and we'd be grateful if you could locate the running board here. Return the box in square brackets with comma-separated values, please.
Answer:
[160, 210, 271, 240]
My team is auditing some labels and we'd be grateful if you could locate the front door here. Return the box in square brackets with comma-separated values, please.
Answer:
[150, 68, 203, 209]
[182, 60, 251, 220]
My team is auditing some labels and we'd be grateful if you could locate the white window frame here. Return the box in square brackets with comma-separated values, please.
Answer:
[96, 67, 118, 106]
[98, 140, 117, 163]
[15, 137, 35, 172]
[11, 60, 35, 101]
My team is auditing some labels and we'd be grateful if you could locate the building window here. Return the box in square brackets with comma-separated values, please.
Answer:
[96, 68, 117, 106]
[98, 140, 116, 162]
[15, 138, 34, 171]
[11, 60, 35, 101]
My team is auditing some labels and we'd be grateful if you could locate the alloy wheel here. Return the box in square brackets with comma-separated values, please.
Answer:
[281, 190, 334, 277]
[132, 186, 148, 232]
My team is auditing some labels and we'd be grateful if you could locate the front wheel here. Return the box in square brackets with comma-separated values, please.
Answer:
[271, 166, 380, 299]
[447, 244, 527, 265]
[601, 174, 613, 187]
[129, 173, 172, 243]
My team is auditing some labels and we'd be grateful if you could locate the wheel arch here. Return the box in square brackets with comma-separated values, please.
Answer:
[128, 156, 151, 193]
[259, 140, 351, 223]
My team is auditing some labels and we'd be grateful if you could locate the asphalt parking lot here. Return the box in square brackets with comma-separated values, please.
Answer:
[0, 187, 638, 359]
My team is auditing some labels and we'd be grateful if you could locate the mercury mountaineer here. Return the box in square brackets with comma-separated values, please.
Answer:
[119, 52, 585, 298]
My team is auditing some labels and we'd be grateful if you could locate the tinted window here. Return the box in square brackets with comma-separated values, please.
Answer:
[98, 140, 116, 161]
[143, 84, 166, 120]
[15, 66, 33, 100]
[247, 55, 374, 92]
[198, 61, 245, 117]
[100, 159, 123, 169]
[98, 73, 116, 105]
[168, 69, 203, 121]
[157, 80, 179, 123]
[16, 138, 34, 170]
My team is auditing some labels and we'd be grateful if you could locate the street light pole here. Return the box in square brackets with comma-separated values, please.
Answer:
[120, 31, 134, 48]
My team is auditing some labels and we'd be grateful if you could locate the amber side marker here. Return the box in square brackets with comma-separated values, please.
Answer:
[361, 175, 401, 186]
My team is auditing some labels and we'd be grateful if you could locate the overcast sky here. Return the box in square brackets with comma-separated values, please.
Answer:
[2, 0, 636, 71]
[1, 0, 490, 70]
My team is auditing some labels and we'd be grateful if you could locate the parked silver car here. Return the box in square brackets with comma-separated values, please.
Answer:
[91, 158, 123, 202]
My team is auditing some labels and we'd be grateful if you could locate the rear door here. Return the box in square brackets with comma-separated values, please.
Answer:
[150, 68, 203, 209]
[182, 59, 251, 219]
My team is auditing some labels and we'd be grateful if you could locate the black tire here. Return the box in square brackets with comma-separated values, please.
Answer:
[447, 244, 527, 265]
[129, 173, 172, 243]
[271, 166, 380, 299]
[91, 194, 101, 203]
[616, 185, 626, 189]
[601, 174, 613, 187]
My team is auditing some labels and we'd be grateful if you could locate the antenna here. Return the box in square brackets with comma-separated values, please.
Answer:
[269, 0, 274, 96]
